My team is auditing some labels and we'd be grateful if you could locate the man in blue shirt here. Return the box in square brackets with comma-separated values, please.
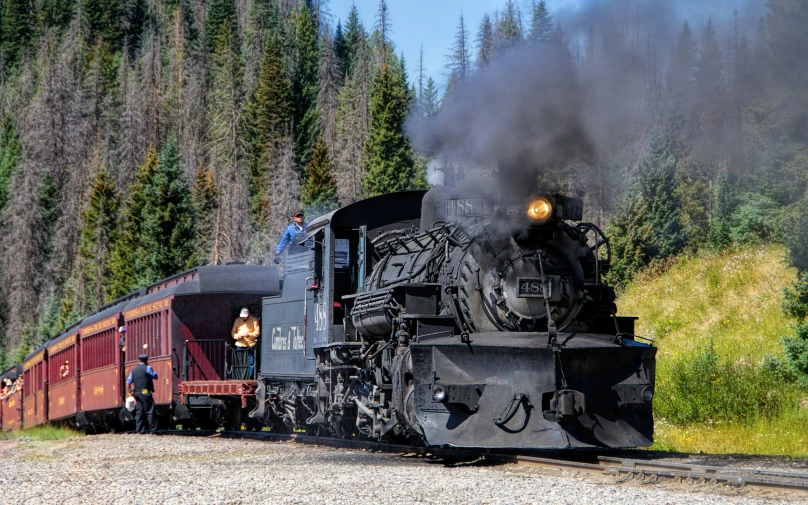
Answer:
[274, 210, 307, 264]
[126, 353, 159, 434]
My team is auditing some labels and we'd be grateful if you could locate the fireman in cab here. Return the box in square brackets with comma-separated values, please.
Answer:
[274, 210, 307, 264]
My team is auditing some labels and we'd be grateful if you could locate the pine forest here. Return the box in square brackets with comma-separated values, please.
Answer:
[1, 0, 808, 396]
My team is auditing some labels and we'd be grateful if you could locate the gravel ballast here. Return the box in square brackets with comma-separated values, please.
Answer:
[0, 434, 804, 505]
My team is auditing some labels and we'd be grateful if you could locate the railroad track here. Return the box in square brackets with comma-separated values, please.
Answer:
[155, 429, 808, 492]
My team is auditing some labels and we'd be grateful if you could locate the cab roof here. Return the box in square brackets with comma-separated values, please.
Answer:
[305, 190, 427, 238]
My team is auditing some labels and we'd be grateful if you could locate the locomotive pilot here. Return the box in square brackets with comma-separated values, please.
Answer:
[231, 308, 260, 379]
[274, 210, 307, 264]
[126, 353, 159, 434]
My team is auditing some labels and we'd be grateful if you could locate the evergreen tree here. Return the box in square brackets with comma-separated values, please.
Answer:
[363, 64, 416, 196]
[708, 164, 733, 250]
[343, 3, 363, 76]
[205, 0, 240, 53]
[421, 77, 440, 118]
[334, 20, 349, 76]
[668, 21, 697, 99]
[0, 120, 21, 212]
[783, 195, 808, 386]
[529, 0, 553, 43]
[141, 136, 197, 279]
[191, 165, 219, 265]
[123, 0, 147, 54]
[301, 135, 339, 213]
[247, 32, 293, 226]
[244, 0, 279, 90]
[35, 288, 62, 343]
[293, 0, 320, 166]
[2, 0, 35, 68]
[373, 0, 392, 65]
[207, 16, 250, 263]
[85, 0, 124, 49]
[446, 13, 470, 93]
[79, 168, 120, 310]
[109, 148, 157, 297]
[56, 278, 82, 332]
[496, 0, 522, 54]
[319, 30, 342, 152]
[334, 30, 371, 205]
[476, 14, 494, 68]
[695, 19, 724, 119]
[40, 0, 75, 32]
[606, 131, 685, 287]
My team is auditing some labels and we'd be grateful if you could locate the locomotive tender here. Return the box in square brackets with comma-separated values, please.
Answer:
[0, 177, 656, 450]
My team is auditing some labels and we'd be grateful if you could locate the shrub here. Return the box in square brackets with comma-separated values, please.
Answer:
[728, 193, 784, 245]
[655, 341, 798, 424]
[782, 322, 808, 388]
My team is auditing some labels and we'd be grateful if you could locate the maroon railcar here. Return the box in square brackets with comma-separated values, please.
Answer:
[76, 301, 129, 430]
[117, 265, 280, 429]
[47, 329, 80, 422]
[21, 349, 47, 428]
[0, 364, 22, 431]
[1, 265, 279, 433]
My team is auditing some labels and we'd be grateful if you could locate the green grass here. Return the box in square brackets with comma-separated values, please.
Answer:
[618, 244, 808, 456]
[653, 412, 808, 456]
[619, 244, 795, 362]
[0, 425, 84, 441]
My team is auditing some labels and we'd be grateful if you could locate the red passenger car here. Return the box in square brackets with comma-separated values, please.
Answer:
[3, 264, 280, 433]
[76, 301, 129, 430]
[21, 349, 47, 428]
[0, 364, 22, 431]
[119, 265, 280, 429]
[47, 329, 80, 423]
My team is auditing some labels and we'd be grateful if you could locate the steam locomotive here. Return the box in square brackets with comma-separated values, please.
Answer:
[256, 177, 656, 449]
[1, 177, 656, 450]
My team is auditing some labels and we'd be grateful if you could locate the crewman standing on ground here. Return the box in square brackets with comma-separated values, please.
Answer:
[126, 353, 159, 434]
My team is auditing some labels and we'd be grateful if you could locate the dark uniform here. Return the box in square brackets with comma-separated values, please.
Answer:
[126, 354, 159, 434]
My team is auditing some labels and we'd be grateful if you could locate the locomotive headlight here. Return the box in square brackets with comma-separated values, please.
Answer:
[432, 386, 446, 402]
[526, 196, 554, 224]
[642, 387, 654, 402]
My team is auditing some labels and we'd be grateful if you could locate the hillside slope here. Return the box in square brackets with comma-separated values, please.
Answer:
[618, 245, 795, 362]
[617, 244, 808, 456]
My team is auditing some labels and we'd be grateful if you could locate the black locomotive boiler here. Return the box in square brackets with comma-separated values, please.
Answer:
[254, 178, 657, 449]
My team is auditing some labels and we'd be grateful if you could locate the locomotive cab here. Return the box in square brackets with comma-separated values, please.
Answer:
[254, 191, 427, 430]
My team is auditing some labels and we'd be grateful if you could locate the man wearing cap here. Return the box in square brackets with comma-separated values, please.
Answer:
[231, 308, 260, 379]
[126, 354, 159, 434]
[274, 210, 307, 264]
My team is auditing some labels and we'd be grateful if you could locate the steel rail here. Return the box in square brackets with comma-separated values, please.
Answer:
[153, 430, 808, 491]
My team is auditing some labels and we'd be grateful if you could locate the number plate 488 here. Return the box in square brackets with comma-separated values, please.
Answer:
[517, 277, 550, 298]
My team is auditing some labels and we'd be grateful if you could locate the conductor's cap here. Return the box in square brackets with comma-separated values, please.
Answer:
[138, 353, 149, 360]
